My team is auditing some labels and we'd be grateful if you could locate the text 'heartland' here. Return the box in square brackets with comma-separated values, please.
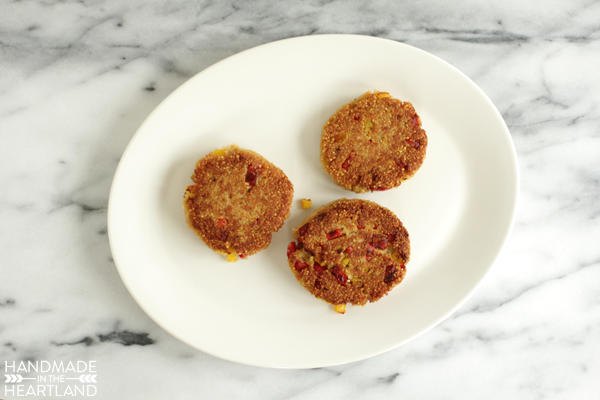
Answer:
[4, 360, 98, 397]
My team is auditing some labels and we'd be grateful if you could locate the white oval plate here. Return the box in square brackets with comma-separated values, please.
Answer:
[108, 35, 518, 368]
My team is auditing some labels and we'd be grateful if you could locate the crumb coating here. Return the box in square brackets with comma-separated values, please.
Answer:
[321, 91, 427, 193]
[287, 198, 410, 306]
[184, 145, 294, 257]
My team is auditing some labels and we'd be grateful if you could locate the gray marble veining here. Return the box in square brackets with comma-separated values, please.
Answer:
[2, 0, 600, 398]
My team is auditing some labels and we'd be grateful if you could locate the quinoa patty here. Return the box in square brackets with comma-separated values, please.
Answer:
[287, 198, 410, 312]
[183, 145, 294, 260]
[320, 91, 427, 193]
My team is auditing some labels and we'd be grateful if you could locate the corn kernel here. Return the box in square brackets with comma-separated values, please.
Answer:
[184, 187, 195, 199]
[341, 258, 350, 266]
[300, 198, 312, 209]
[364, 119, 373, 132]
[351, 278, 364, 288]
[375, 91, 391, 98]
[228, 247, 236, 254]
[334, 304, 346, 314]
[226, 254, 237, 262]
[213, 149, 226, 157]
[334, 132, 348, 142]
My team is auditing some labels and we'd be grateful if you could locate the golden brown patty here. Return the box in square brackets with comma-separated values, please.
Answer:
[287, 198, 410, 309]
[320, 91, 427, 193]
[183, 145, 294, 259]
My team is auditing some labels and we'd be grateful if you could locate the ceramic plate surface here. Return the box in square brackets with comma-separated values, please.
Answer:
[108, 35, 519, 368]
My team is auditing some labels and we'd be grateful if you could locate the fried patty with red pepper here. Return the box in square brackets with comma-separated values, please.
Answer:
[287, 198, 410, 311]
[320, 91, 427, 193]
[183, 145, 294, 259]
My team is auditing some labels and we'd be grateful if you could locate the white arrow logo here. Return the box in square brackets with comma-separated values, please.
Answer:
[5, 374, 21, 383]
[4, 374, 34, 383]
[66, 374, 97, 383]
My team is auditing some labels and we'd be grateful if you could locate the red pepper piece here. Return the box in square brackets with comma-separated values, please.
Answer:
[287, 242, 296, 258]
[344, 246, 353, 255]
[374, 235, 388, 250]
[384, 265, 397, 283]
[314, 280, 322, 290]
[412, 114, 420, 126]
[314, 262, 326, 275]
[342, 155, 352, 170]
[298, 224, 309, 237]
[245, 164, 262, 188]
[217, 218, 228, 227]
[331, 265, 347, 286]
[219, 233, 227, 242]
[294, 260, 309, 272]
[366, 243, 375, 261]
[374, 187, 390, 192]
[406, 139, 420, 149]
[326, 228, 342, 240]
[239, 254, 247, 259]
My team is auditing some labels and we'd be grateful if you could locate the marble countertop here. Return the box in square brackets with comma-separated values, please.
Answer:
[2, 0, 599, 399]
